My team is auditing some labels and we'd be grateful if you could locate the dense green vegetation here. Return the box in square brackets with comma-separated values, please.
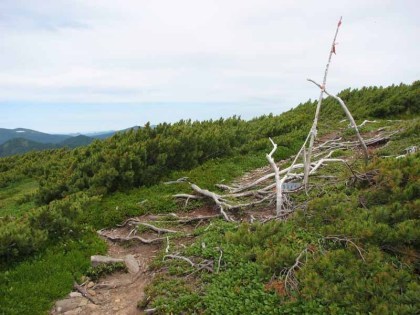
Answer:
[0, 81, 419, 314]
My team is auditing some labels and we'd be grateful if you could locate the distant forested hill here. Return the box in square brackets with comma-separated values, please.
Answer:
[0, 128, 137, 157]
[0, 135, 95, 157]
[59, 135, 94, 148]
[0, 138, 55, 157]
[0, 128, 71, 145]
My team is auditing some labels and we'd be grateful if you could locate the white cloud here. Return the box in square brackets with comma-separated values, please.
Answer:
[0, 0, 419, 131]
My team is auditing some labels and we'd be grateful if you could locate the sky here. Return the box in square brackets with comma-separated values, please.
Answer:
[0, 0, 419, 134]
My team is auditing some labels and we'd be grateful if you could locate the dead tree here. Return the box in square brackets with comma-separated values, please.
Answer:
[304, 17, 343, 189]
[170, 17, 394, 219]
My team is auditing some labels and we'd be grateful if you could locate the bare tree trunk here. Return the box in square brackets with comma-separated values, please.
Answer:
[305, 17, 343, 188]
[266, 138, 282, 215]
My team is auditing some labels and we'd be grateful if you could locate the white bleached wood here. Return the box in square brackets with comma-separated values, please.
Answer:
[266, 138, 283, 215]
[305, 17, 343, 188]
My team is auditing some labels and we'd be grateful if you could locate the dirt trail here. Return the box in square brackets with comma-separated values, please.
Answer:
[51, 238, 157, 315]
[50, 208, 217, 315]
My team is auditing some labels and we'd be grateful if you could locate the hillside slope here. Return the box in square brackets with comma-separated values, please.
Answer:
[0, 81, 418, 314]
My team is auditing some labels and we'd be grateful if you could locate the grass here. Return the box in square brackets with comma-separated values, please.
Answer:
[0, 179, 38, 217]
[0, 232, 107, 315]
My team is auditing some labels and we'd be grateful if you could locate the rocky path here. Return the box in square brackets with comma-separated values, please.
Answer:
[50, 208, 217, 315]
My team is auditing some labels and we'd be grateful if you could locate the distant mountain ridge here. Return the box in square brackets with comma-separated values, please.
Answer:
[0, 135, 96, 157]
[0, 128, 71, 145]
[0, 127, 140, 157]
[0, 138, 56, 157]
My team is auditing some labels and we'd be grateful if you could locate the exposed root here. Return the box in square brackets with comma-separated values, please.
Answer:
[167, 213, 222, 224]
[117, 219, 177, 234]
[98, 229, 165, 244]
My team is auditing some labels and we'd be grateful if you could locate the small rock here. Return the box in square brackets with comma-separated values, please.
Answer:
[63, 308, 81, 315]
[55, 298, 84, 313]
[91, 255, 124, 267]
[115, 298, 121, 303]
[69, 292, 82, 298]
[124, 254, 139, 274]
[85, 303, 99, 311]
[79, 299, 88, 306]
[87, 289, 96, 296]
[87, 281, 95, 288]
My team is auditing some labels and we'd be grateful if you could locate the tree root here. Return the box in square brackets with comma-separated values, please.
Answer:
[98, 229, 165, 244]
[117, 219, 177, 234]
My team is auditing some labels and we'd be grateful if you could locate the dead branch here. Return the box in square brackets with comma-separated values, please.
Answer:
[323, 236, 366, 262]
[164, 177, 190, 185]
[163, 254, 214, 273]
[396, 145, 418, 159]
[165, 237, 170, 253]
[190, 184, 232, 221]
[309, 158, 347, 174]
[216, 248, 223, 273]
[280, 246, 312, 293]
[307, 78, 369, 162]
[173, 193, 203, 200]
[358, 120, 377, 127]
[163, 254, 195, 267]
